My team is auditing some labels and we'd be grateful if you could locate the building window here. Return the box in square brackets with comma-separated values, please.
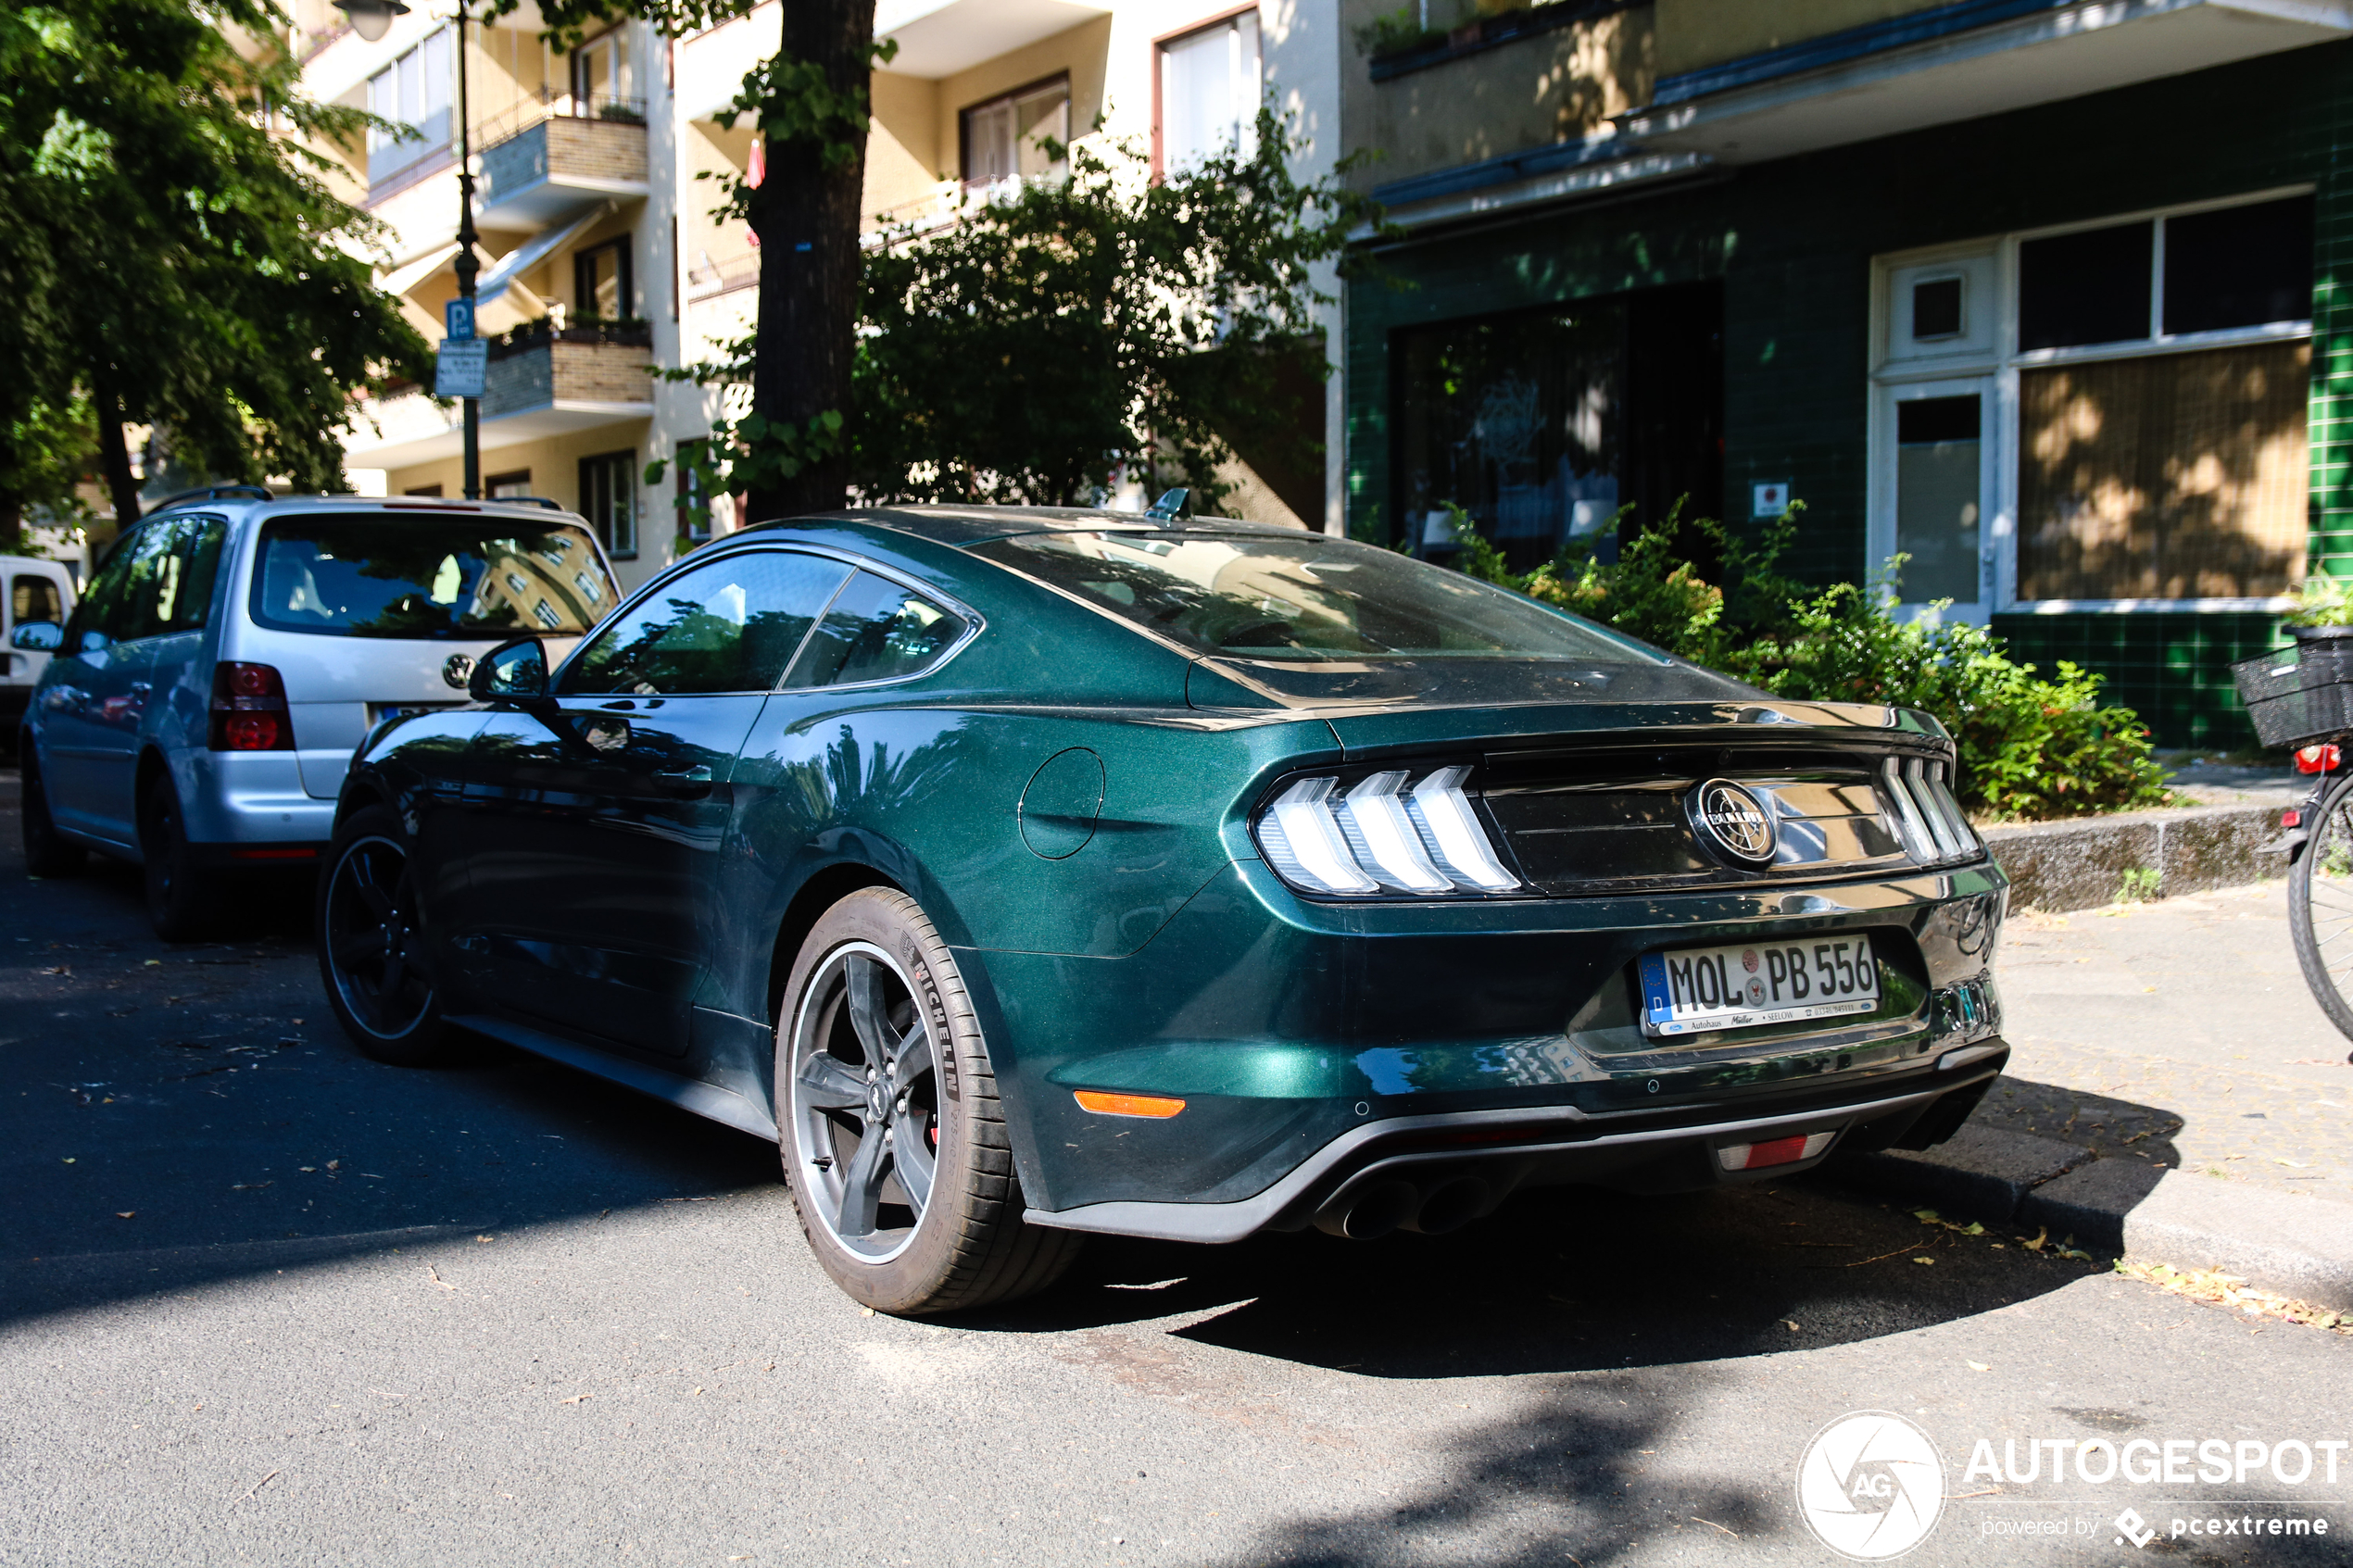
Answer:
[961, 78, 1069, 187]
[574, 239, 634, 321]
[485, 470, 533, 498]
[580, 451, 637, 559]
[1159, 11, 1261, 170]
[1871, 191, 2315, 611]
[365, 27, 451, 187]
[1394, 303, 1623, 566]
[572, 30, 640, 120]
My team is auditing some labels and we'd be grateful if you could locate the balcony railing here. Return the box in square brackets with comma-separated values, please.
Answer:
[482, 321, 655, 421]
[478, 111, 650, 220]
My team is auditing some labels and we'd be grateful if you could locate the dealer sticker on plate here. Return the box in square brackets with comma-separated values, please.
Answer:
[1637, 935, 1879, 1037]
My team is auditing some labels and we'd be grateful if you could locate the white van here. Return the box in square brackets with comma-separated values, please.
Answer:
[3, 555, 78, 755]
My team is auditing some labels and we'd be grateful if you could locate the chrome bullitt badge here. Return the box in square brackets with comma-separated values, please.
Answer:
[1690, 778, 1777, 866]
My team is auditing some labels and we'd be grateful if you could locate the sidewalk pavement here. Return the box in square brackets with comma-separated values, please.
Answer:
[1840, 878, 2353, 1308]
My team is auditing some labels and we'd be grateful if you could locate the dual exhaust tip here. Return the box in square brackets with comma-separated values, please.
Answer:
[1313, 1174, 1491, 1241]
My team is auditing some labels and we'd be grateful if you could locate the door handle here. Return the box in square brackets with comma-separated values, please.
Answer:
[652, 764, 714, 797]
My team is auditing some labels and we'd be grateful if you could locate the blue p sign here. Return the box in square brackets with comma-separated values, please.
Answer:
[444, 297, 476, 342]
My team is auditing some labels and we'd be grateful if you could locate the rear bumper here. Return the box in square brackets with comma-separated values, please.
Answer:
[1026, 1048, 2005, 1243]
[171, 749, 341, 847]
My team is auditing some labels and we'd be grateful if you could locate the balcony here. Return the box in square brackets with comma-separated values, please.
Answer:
[1620, 0, 2352, 166]
[484, 320, 655, 420]
[339, 322, 656, 471]
[874, 0, 1111, 77]
[478, 110, 649, 225]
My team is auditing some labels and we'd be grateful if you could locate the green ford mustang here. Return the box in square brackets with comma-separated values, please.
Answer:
[317, 505, 2007, 1314]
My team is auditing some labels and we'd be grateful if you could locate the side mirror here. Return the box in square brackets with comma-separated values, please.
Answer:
[469, 636, 550, 704]
[8, 621, 62, 653]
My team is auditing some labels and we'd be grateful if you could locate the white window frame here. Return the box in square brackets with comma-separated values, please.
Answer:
[1869, 184, 2316, 616]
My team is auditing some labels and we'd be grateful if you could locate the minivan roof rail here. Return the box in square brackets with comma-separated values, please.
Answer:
[145, 484, 274, 514]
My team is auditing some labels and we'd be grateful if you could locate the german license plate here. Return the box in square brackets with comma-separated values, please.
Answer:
[1637, 935, 1880, 1037]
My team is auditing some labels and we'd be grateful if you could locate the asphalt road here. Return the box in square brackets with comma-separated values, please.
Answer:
[1, 771, 2346, 1567]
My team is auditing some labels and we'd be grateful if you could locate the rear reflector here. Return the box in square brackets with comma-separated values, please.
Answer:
[1716, 1131, 1837, 1172]
[1073, 1090, 1186, 1119]
[230, 847, 319, 860]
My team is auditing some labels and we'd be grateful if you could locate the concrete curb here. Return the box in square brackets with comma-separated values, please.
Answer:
[1838, 1129, 2353, 1311]
[1979, 799, 2286, 913]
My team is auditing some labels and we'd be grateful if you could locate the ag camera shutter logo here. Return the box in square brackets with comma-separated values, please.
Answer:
[1796, 1411, 1946, 1559]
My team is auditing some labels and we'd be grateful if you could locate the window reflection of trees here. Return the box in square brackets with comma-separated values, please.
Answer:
[255, 523, 610, 638]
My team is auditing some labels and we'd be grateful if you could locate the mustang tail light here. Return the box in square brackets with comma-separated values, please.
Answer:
[1881, 757, 1978, 866]
[208, 662, 296, 751]
[1256, 766, 1519, 897]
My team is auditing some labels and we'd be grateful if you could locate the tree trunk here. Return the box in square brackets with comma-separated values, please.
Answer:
[744, 0, 876, 523]
[94, 378, 143, 533]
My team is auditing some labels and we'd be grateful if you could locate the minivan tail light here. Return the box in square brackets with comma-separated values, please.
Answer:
[1255, 766, 1520, 898]
[209, 662, 296, 751]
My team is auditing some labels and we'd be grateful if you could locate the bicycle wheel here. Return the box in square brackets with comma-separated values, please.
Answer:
[2287, 766, 2353, 1055]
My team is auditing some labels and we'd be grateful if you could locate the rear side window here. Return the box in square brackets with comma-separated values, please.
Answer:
[561, 551, 854, 696]
[250, 516, 614, 638]
[784, 571, 967, 688]
[12, 574, 63, 626]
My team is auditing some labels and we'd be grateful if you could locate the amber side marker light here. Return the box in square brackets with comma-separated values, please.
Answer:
[1073, 1090, 1186, 1119]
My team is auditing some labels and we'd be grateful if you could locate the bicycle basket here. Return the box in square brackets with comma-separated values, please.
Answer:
[2233, 638, 2353, 748]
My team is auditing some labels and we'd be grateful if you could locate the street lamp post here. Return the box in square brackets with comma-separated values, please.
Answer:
[452, 0, 480, 499]
[336, 0, 478, 498]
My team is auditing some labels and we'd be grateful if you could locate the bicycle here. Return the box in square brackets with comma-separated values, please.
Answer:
[2233, 636, 2353, 1059]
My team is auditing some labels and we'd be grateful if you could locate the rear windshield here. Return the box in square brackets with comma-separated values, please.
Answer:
[971, 531, 1658, 662]
[250, 517, 614, 639]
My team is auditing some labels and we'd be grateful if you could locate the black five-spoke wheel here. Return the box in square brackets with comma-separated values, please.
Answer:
[789, 943, 941, 1261]
[318, 806, 452, 1065]
[776, 887, 1081, 1314]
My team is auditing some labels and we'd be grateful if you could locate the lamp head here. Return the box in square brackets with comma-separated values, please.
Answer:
[333, 0, 411, 44]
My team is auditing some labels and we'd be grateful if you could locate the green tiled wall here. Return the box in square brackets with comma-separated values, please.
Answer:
[1988, 613, 2286, 753]
[1347, 42, 2351, 744]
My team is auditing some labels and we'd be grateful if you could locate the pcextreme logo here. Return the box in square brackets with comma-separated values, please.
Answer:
[1796, 1411, 1946, 1560]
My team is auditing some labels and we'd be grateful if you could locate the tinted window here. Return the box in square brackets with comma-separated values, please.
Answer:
[2019, 220, 2152, 350]
[562, 551, 853, 696]
[12, 575, 63, 625]
[67, 532, 143, 645]
[251, 517, 614, 638]
[2164, 195, 2313, 335]
[783, 571, 967, 687]
[115, 518, 221, 640]
[972, 531, 1655, 662]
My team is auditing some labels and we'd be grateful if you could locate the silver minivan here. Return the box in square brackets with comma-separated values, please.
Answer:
[11, 492, 619, 937]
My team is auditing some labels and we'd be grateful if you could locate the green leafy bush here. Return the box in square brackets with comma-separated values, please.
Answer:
[1439, 505, 2173, 820]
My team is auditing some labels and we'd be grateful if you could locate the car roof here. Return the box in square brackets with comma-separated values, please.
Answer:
[140, 493, 592, 528]
[742, 504, 1317, 547]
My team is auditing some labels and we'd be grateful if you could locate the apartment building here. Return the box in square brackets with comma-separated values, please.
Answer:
[1340, 0, 2353, 747]
[286, 0, 1343, 596]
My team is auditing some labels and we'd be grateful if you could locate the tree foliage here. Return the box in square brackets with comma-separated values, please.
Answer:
[661, 116, 1384, 517]
[1450, 505, 2172, 820]
[0, 0, 431, 527]
[517, 0, 880, 519]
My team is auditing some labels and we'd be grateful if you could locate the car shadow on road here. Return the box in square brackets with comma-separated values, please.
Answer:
[968, 1166, 2113, 1379]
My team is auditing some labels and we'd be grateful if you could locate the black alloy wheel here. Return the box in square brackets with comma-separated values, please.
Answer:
[318, 805, 452, 1066]
[19, 748, 86, 878]
[778, 888, 1081, 1314]
[140, 775, 220, 942]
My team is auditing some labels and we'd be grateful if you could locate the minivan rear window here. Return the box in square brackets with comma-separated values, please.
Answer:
[250, 517, 615, 638]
